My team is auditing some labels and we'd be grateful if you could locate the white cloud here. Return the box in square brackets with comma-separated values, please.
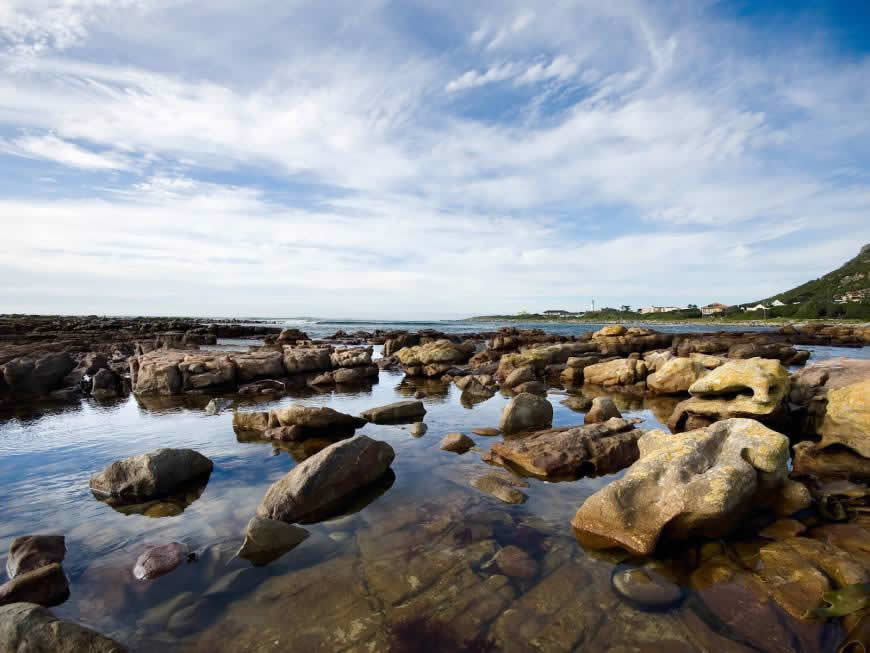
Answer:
[1, 133, 134, 170]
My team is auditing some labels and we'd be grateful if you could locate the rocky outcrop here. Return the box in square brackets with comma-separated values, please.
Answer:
[395, 340, 474, 377]
[572, 419, 795, 555]
[257, 435, 395, 523]
[559, 355, 605, 386]
[281, 346, 332, 374]
[233, 350, 285, 382]
[361, 400, 426, 423]
[668, 358, 790, 432]
[0, 352, 76, 397]
[498, 393, 553, 435]
[485, 418, 643, 479]
[0, 603, 128, 652]
[583, 357, 648, 388]
[590, 327, 672, 356]
[647, 357, 709, 394]
[89, 448, 213, 501]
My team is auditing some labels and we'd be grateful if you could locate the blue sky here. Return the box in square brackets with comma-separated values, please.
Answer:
[1, 0, 869, 319]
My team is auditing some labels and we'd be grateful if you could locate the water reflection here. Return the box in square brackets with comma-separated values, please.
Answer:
[95, 478, 210, 518]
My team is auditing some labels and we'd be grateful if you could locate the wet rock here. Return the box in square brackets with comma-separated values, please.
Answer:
[583, 396, 621, 424]
[204, 398, 229, 415]
[410, 422, 427, 437]
[330, 347, 373, 368]
[233, 350, 285, 382]
[760, 518, 807, 540]
[560, 395, 593, 412]
[0, 603, 127, 652]
[396, 339, 474, 376]
[503, 365, 536, 389]
[611, 564, 684, 610]
[0, 563, 69, 607]
[499, 392, 553, 435]
[238, 379, 285, 395]
[89, 448, 213, 501]
[270, 404, 366, 435]
[1, 352, 76, 395]
[133, 542, 191, 580]
[257, 435, 395, 523]
[236, 517, 309, 566]
[90, 367, 121, 399]
[440, 433, 474, 454]
[572, 418, 791, 555]
[232, 410, 271, 432]
[819, 379, 870, 457]
[471, 474, 527, 504]
[583, 357, 648, 388]
[512, 380, 548, 395]
[668, 357, 790, 432]
[6, 535, 66, 579]
[490, 545, 538, 579]
[361, 400, 426, 423]
[282, 346, 332, 374]
[485, 418, 643, 479]
[647, 357, 709, 394]
[472, 427, 500, 436]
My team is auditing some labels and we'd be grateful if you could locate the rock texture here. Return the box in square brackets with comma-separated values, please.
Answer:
[361, 400, 426, 423]
[89, 449, 213, 501]
[395, 339, 474, 377]
[0, 563, 69, 607]
[0, 603, 128, 652]
[257, 435, 395, 523]
[572, 418, 792, 555]
[484, 418, 643, 479]
[440, 433, 474, 454]
[6, 535, 65, 579]
[583, 358, 648, 388]
[499, 393, 553, 435]
[818, 379, 870, 457]
[647, 357, 709, 394]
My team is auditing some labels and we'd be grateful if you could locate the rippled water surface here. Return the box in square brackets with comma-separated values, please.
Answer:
[1, 342, 869, 651]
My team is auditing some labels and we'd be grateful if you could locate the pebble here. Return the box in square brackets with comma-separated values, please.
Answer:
[610, 564, 684, 611]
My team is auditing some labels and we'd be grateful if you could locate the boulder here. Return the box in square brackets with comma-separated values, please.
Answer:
[329, 347, 373, 368]
[818, 379, 870, 457]
[690, 353, 724, 369]
[178, 354, 236, 390]
[668, 358, 790, 432]
[584, 397, 622, 424]
[6, 535, 65, 579]
[233, 350, 286, 382]
[410, 422, 427, 436]
[237, 517, 309, 566]
[232, 411, 271, 433]
[257, 435, 395, 523]
[395, 339, 474, 376]
[5, 352, 77, 395]
[643, 349, 674, 372]
[583, 358, 648, 388]
[269, 405, 366, 436]
[572, 418, 792, 555]
[792, 441, 870, 479]
[499, 393, 553, 435]
[0, 603, 127, 652]
[503, 366, 536, 389]
[593, 325, 627, 338]
[484, 418, 643, 479]
[440, 433, 474, 454]
[90, 449, 213, 501]
[282, 347, 333, 374]
[133, 542, 190, 580]
[90, 368, 120, 399]
[333, 365, 379, 385]
[130, 351, 185, 395]
[0, 563, 69, 607]
[361, 400, 426, 423]
[647, 357, 709, 394]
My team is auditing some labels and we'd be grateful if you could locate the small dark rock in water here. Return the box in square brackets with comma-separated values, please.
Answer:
[472, 427, 500, 436]
[610, 564, 685, 611]
[133, 542, 191, 580]
[490, 545, 538, 579]
[6, 535, 66, 579]
[471, 474, 527, 504]
[236, 517, 309, 566]
[410, 422, 428, 436]
[440, 433, 474, 454]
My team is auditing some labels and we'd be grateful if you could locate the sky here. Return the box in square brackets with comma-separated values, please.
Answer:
[1, 0, 869, 319]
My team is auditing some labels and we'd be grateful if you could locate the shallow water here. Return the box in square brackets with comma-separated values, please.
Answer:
[1, 343, 869, 651]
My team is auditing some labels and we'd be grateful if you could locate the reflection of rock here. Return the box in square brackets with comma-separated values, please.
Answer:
[90, 448, 213, 502]
[6, 535, 65, 579]
[572, 418, 792, 555]
[236, 517, 309, 566]
[361, 400, 426, 423]
[133, 542, 191, 580]
[257, 435, 395, 524]
[0, 563, 69, 607]
[100, 475, 207, 517]
[485, 418, 643, 480]
[499, 392, 552, 435]
[0, 603, 128, 652]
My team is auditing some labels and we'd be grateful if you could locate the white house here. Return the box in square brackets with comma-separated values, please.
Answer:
[771, 300, 785, 307]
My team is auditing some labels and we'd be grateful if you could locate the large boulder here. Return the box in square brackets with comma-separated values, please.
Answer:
[572, 419, 792, 555]
[0, 563, 69, 607]
[6, 536, 65, 579]
[647, 357, 709, 394]
[1, 352, 77, 395]
[0, 603, 128, 652]
[395, 340, 474, 376]
[499, 393, 553, 435]
[484, 418, 643, 479]
[361, 400, 426, 423]
[330, 347, 373, 368]
[818, 379, 870, 458]
[89, 448, 213, 501]
[130, 351, 184, 394]
[233, 350, 286, 382]
[269, 405, 366, 435]
[668, 358, 789, 432]
[583, 358, 648, 388]
[257, 435, 395, 523]
[282, 346, 333, 374]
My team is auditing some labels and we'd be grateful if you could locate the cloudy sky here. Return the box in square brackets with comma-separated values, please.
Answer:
[1, 0, 869, 318]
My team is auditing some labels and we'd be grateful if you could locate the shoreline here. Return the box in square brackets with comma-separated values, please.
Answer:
[462, 316, 870, 328]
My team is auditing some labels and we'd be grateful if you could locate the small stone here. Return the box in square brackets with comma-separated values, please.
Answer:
[492, 545, 538, 579]
[410, 422, 428, 436]
[414, 391, 426, 399]
[472, 427, 501, 436]
[133, 542, 190, 580]
[440, 433, 474, 454]
[610, 565, 684, 611]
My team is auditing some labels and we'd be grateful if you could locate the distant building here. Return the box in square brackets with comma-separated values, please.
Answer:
[771, 300, 785, 307]
[835, 289, 870, 303]
[701, 303, 728, 315]
[638, 306, 682, 314]
[543, 310, 572, 316]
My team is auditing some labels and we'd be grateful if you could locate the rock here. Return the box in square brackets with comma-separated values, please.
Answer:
[204, 398, 228, 415]
[414, 390, 425, 399]
[276, 328, 309, 344]
[2, 352, 77, 395]
[6, 535, 65, 579]
[643, 349, 674, 372]
[583, 358, 648, 388]
[233, 350, 285, 382]
[232, 410, 270, 433]
[594, 325, 627, 338]
[647, 357, 709, 394]
[440, 433, 474, 454]
[499, 392, 553, 435]
[133, 542, 190, 580]
[0, 603, 127, 652]
[330, 347, 373, 368]
[236, 517, 309, 566]
[410, 422, 427, 436]
[484, 418, 643, 479]
[90, 448, 213, 501]
[491, 545, 538, 579]
[471, 474, 528, 504]
[90, 367, 120, 399]
[257, 435, 395, 523]
[584, 397, 622, 424]
[512, 380, 547, 395]
[263, 426, 303, 442]
[361, 400, 426, 423]
[503, 366, 536, 389]
[819, 379, 870, 457]
[395, 339, 474, 373]
[792, 441, 870, 479]
[130, 351, 185, 394]
[760, 519, 807, 540]
[611, 564, 685, 610]
[333, 365, 378, 384]
[572, 418, 791, 555]
[269, 405, 366, 435]
[238, 379, 285, 394]
[0, 563, 69, 607]
[472, 427, 501, 436]
[282, 346, 332, 374]
[668, 357, 790, 432]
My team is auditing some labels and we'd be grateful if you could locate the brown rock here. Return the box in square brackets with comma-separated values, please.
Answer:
[0, 563, 69, 607]
[440, 433, 474, 454]
[498, 392, 553, 434]
[583, 396, 622, 424]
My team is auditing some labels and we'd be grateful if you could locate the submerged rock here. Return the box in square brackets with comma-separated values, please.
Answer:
[89, 448, 213, 502]
[6, 535, 66, 579]
[471, 473, 528, 504]
[236, 517, 309, 566]
[361, 400, 426, 423]
[499, 393, 553, 435]
[485, 418, 643, 479]
[490, 545, 539, 579]
[257, 435, 395, 523]
[572, 418, 792, 555]
[133, 542, 191, 580]
[440, 433, 474, 454]
[0, 603, 128, 652]
[611, 564, 684, 611]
